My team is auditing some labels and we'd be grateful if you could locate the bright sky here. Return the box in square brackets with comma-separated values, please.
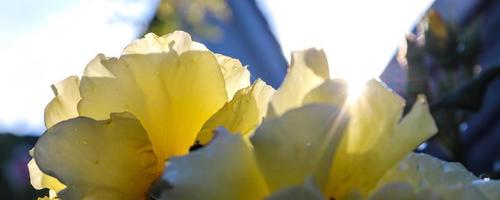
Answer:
[0, 0, 158, 134]
[0, 0, 433, 135]
[260, 0, 433, 84]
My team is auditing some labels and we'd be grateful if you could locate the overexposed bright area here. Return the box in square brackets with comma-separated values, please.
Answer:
[0, 0, 157, 134]
[0, 0, 433, 134]
[259, 0, 433, 87]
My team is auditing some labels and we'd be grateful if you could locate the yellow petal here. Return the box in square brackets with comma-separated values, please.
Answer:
[473, 180, 500, 200]
[343, 80, 405, 153]
[303, 79, 348, 106]
[368, 182, 441, 200]
[215, 54, 251, 99]
[123, 31, 207, 55]
[28, 159, 65, 196]
[292, 48, 330, 79]
[267, 177, 325, 200]
[78, 54, 143, 120]
[158, 51, 228, 158]
[268, 48, 329, 117]
[251, 104, 348, 193]
[34, 113, 159, 200]
[161, 129, 269, 200]
[368, 182, 415, 200]
[252, 80, 277, 119]
[376, 153, 499, 200]
[44, 76, 81, 128]
[326, 80, 437, 198]
[197, 79, 275, 145]
[124, 31, 250, 100]
[78, 51, 227, 160]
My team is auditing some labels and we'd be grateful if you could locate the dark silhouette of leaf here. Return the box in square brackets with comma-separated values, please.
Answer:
[431, 65, 500, 112]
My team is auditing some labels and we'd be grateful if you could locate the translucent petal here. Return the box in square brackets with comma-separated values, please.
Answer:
[197, 79, 275, 144]
[78, 51, 227, 160]
[267, 177, 325, 200]
[123, 31, 207, 55]
[78, 54, 143, 120]
[34, 113, 159, 200]
[376, 153, 498, 200]
[44, 76, 81, 128]
[123, 31, 249, 99]
[158, 51, 228, 158]
[215, 54, 251, 99]
[291, 48, 330, 79]
[268, 48, 329, 117]
[28, 159, 65, 196]
[369, 182, 415, 200]
[251, 104, 348, 193]
[473, 180, 500, 200]
[303, 79, 348, 106]
[326, 80, 437, 198]
[161, 129, 269, 200]
[368, 182, 441, 200]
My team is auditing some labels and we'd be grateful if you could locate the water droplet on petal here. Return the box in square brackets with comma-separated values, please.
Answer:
[417, 142, 428, 151]
[479, 174, 489, 179]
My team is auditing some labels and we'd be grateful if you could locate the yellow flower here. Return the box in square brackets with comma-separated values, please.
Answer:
[29, 31, 274, 199]
[162, 104, 347, 200]
[160, 48, 499, 199]
[270, 48, 438, 198]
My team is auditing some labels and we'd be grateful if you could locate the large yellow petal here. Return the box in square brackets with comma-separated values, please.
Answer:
[196, 79, 275, 145]
[34, 113, 159, 200]
[78, 51, 228, 160]
[326, 80, 437, 198]
[375, 153, 499, 200]
[44, 76, 81, 128]
[251, 104, 348, 193]
[343, 80, 406, 153]
[161, 129, 269, 200]
[78, 54, 144, 120]
[268, 48, 329, 117]
[158, 51, 228, 158]
[123, 31, 250, 100]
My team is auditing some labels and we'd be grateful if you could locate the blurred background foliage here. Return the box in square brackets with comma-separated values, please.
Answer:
[392, 0, 500, 179]
[1, 0, 499, 199]
[0, 134, 45, 199]
[402, 9, 482, 162]
[147, 0, 229, 40]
